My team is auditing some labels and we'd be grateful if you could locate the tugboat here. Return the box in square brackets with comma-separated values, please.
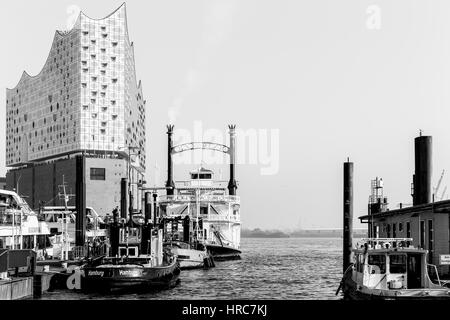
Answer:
[81, 211, 180, 292]
[337, 238, 450, 300]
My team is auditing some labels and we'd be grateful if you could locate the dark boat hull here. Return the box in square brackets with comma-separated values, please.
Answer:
[82, 260, 181, 292]
[206, 244, 241, 261]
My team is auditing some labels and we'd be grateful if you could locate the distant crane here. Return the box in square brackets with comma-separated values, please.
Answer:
[440, 186, 448, 201]
[433, 170, 445, 202]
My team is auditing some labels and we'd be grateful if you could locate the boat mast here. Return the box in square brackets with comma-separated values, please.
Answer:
[196, 167, 200, 244]
[59, 175, 74, 261]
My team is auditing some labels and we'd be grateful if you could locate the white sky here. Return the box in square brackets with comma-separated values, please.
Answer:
[2, 0, 450, 230]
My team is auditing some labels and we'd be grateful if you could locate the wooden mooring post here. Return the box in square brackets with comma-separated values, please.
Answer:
[343, 159, 354, 274]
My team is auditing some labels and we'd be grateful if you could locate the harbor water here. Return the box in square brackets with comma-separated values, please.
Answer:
[38, 238, 342, 300]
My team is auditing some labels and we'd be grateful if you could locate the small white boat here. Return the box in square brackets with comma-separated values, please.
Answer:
[0, 189, 53, 259]
[164, 241, 212, 270]
[337, 238, 450, 300]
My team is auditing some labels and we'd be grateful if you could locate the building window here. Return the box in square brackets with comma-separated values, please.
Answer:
[428, 220, 434, 263]
[420, 220, 425, 249]
[406, 221, 411, 238]
[90, 168, 106, 181]
[373, 225, 380, 238]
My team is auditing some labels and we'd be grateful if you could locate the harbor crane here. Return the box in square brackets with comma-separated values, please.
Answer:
[433, 170, 445, 201]
[440, 186, 448, 201]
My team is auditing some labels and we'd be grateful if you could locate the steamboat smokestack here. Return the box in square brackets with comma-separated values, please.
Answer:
[228, 125, 238, 196]
[166, 125, 175, 196]
[343, 159, 353, 274]
[413, 134, 432, 206]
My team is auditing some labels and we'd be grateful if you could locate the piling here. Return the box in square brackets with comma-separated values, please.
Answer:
[153, 193, 158, 225]
[120, 178, 128, 220]
[110, 208, 120, 257]
[145, 192, 152, 223]
[141, 193, 153, 255]
[413, 135, 432, 206]
[228, 125, 238, 196]
[183, 216, 190, 243]
[343, 160, 354, 274]
[166, 125, 175, 196]
[75, 155, 86, 247]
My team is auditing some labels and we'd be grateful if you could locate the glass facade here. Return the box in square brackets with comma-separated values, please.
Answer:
[6, 4, 146, 170]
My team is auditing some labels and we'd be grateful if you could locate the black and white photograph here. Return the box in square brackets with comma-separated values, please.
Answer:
[1, 0, 450, 316]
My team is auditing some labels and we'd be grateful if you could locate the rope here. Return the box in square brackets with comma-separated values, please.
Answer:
[336, 263, 354, 295]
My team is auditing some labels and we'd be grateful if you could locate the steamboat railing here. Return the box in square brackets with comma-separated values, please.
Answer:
[158, 195, 241, 204]
[202, 214, 241, 223]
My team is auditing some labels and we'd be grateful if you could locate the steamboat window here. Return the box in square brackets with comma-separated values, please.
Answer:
[386, 224, 391, 238]
[389, 254, 406, 274]
[392, 223, 397, 238]
[399, 223, 403, 232]
[90, 168, 106, 181]
[191, 173, 212, 180]
[368, 254, 386, 274]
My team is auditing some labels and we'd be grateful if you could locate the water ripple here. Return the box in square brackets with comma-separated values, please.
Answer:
[39, 238, 342, 300]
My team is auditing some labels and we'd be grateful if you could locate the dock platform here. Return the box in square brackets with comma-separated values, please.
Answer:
[0, 277, 33, 300]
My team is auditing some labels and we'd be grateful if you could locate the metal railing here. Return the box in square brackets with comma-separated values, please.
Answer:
[72, 243, 107, 260]
[427, 264, 442, 286]
[0, 211, 23, 226]
[158, 195, 240, 203]
[203, 214, 241, 222]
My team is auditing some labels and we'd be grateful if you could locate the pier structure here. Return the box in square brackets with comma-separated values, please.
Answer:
[359, 134, 450, 278]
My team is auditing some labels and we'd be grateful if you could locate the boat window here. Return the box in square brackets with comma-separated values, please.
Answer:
[389, 254, 407, 273]
[128, 247, 137, 257]
[0, 195, 10, 206]
[368, 254, 386, 274]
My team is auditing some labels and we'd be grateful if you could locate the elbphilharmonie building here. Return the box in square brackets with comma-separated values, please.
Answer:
[5, 4, 147, 215]
[6, 3, 146, 169]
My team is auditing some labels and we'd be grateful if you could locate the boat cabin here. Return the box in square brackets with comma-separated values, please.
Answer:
[353, 238, 440, 290]
[0, 190, 51, 252]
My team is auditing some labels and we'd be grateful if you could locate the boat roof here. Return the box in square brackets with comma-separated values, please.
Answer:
[359, 199, 450, 221]
[190, 167, 214, 174]
[0, 189, 21, 197]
